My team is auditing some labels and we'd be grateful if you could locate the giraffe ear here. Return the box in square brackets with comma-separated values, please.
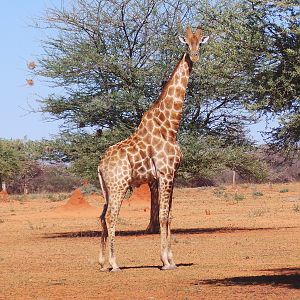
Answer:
[200, 36, 210, 44]
[178, 35, 187, 45]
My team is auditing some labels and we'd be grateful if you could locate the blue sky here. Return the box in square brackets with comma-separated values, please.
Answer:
[0, 1, 62, 141]
[0, 1, 271, 143]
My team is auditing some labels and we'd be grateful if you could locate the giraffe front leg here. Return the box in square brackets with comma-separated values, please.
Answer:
[159, 176, 176, 270]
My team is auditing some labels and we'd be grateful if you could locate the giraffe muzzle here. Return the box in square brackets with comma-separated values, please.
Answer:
[190, 53, 199, 62]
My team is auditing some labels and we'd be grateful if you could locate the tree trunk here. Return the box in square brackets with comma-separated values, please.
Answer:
[232, 170, 236, 187]
[2, 181, 7, 192]
[146, 180, 160, 234]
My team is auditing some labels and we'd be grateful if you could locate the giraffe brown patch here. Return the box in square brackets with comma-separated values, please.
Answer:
[153, 127, 160, 137]
[144, 133, 152, 145]
[161, 126, 167, 140]
[181, 77, 188, 87]
[135, 161, 143, 169]
[147, 120, 154, 132]
[151, 136, 160, 146]
[164, 120, 171, 128]
[139, 150, 147, 159]
[168, 155, 175, 166]
[173, 101, 182, 111]
[164, 110, 170, 119]
[137, 165, 146, 174]
[175, 87, 184, 98]
[119, 148, 126, 158]
[146, 145, 154, 156]
[164, 97, 173, 110]
[146, 110, 153, 119]
[170, 111, 179, 120]
[164, 142, 173, 154]
[158, 112, 165, 122]
[138, 126, 147, 137]
[159, 101, 165, 110]
[168, 86, 175, 95]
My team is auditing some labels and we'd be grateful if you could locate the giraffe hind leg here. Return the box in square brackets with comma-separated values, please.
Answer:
[99, 204, 109, 271]
[106, 190, 127, 272]
[97, 169, 110, 271]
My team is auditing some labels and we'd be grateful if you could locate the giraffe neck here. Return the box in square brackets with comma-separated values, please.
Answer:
[136, 53, 193, 141]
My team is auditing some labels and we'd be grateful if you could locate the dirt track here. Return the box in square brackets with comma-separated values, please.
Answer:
[0, 183, 299, 299]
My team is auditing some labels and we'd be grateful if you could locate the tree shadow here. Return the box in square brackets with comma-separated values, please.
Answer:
[44, 226, 296, 239]
[196, 267, 300, 290]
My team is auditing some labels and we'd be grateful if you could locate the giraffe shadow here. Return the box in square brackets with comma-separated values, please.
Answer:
[43, 226, 297, 239]
[120, 262, 194, 270]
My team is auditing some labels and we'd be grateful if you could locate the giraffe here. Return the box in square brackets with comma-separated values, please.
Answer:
[97, 26, 209, 271]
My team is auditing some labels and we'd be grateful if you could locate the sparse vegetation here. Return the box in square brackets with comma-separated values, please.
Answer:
[279, 189, 289, 193]
[249, 207, 269, 218]
[292, 204, 299, 213]
[252, 191, 264, 197]
[234, 193, 245, 202]
[46, 193, 69, 202]
[213, 189, 225, 198]
[80, 184, 99, 195]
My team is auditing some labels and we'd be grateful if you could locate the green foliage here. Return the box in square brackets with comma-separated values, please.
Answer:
[178, 132, 268, 182]
[80, 184, 99, 195]
[279, 188, 289, 193]
[0, 139, 23, 185]
[48, 127, 131, 182]
[35, 0, 255, 143]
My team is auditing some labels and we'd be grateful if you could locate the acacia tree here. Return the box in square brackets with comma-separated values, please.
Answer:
[35, 0, 258, 175]
[36, 0, 255, 138]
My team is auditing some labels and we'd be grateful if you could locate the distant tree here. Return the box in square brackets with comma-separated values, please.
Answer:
[179, 133, 268, 183]
[0, 140, 22, 191]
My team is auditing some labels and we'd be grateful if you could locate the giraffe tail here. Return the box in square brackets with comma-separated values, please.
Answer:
[97, 166, 108, 222]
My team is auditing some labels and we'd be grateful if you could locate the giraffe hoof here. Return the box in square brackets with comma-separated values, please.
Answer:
[161, 264, 177, 270]
[111, 267, 122, 272]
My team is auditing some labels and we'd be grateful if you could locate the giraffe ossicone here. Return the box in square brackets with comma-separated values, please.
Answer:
[97, 26, 209, 271]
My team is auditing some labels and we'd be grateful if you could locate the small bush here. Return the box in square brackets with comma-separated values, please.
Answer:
[249, 207, 269, 217]
[213, 189, 224, 198]
[234, 193, 245, 201]
[292, 204, 299, 212]
[279, 188, 289, 193]
[80, 184, 99, 195]
[46, 193, 69, 202]
[252, 191, 263, 197]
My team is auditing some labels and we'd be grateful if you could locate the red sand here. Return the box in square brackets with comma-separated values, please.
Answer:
[0, 190, 9, 202]
[1, 182, 300, 299]
[128, 184, 151, 202]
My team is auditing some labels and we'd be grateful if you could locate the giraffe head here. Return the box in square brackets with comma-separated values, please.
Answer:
[179, 26, 209, 62]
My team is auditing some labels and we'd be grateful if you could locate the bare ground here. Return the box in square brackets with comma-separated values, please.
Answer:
[0, 182, 299, 299]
